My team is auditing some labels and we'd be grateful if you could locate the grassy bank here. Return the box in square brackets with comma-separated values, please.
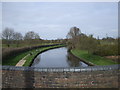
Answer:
[71, 49, 118, 65]
[3, 44, 64, 66]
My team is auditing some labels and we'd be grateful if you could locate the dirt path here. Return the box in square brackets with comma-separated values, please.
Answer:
[16, 54, 30, 66]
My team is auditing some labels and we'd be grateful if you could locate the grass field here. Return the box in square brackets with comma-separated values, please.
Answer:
[3, 44, 64, 66]
[71, 49, 118, 65]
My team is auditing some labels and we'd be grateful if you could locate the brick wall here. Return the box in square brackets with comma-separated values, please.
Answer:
[1, 65, 120, 88]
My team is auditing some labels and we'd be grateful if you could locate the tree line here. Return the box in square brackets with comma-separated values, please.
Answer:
[2, 27, 66, 48]
[2, 27, 119, 56]
[67, 26, 119, 56]
[2, 27, 42, 47]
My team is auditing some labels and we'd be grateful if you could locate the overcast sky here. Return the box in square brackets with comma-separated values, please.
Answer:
[2, 2, 118, 40]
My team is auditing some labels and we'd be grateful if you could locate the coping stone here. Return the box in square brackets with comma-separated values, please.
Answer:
[1, 64, 120, 72]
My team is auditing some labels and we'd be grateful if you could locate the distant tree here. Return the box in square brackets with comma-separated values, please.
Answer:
[24, 31, 40, 40]
[87, 35, 98, 53]
[24, 31, 40, 45]
[67, 27, 81, 39]
[97, 36, 101, 45]
[13, 32, 23, 41]
[34, 33, 40, 39]
[13, 32, 23, 47]
[24, 31, 34, 40]
[2, 28, 15, 47]
[67, 27, 81, 49]
[67, 27, 98, 53]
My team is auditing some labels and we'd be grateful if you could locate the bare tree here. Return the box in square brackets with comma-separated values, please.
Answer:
[67, 27, 81, 39]
[24, 31, 40, 40]
[13, 32, 23, 47]
[34, 33, 40, 39]
[24, 31, 34, 40]
[67, 27, 81, 49]
[24, 31, 40, 45]
[2, 28, 15, 47]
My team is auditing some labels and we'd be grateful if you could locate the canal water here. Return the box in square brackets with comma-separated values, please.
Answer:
[31, 47, 88, 68]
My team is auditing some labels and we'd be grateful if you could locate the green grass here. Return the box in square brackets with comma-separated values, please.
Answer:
[3, 44, 64, 66]
[71, 49, 118, 65]
[2, 51, 29, 66]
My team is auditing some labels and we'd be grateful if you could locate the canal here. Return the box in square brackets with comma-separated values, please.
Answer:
[31, 47, 88, 67]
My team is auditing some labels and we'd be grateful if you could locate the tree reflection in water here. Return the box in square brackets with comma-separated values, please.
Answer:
[31, 47, 88, 67]
[66, 52, 88, 67]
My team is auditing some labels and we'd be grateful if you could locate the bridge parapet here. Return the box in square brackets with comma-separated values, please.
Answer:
[1, 64, 120, 72]
[1, 65, 120, 88]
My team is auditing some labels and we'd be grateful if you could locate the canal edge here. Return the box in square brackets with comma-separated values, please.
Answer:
[29, 45, 65, 67]
[68, 49, 95, 66]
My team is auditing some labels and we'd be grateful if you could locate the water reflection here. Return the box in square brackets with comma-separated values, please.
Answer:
[66, 52, 88, 67]
[31, 47, 88, 67]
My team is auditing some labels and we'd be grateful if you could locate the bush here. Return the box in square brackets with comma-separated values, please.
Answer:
[94, 44, 118, 56]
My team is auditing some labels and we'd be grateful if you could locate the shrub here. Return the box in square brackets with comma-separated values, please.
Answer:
[94, 44, 118, 56]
